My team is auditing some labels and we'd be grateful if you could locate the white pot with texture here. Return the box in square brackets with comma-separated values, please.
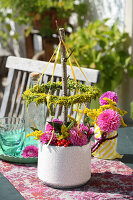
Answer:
[37, 142, 91, 188]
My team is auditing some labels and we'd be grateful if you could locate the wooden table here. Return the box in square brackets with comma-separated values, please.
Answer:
[0, 127, 133, 200]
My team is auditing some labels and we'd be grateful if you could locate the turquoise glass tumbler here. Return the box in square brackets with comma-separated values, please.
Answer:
[0, 117, 25, 156]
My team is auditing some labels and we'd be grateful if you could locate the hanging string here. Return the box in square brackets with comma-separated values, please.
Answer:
[37, 41, 61, 85]
[47, 42, 61, 119]
[62, 40, 81, 118]
[77, 104, 86, 129]
[27, 42, 61, 131]
[47, 131, 54, 146]
[27, 39, 89, 133]
[63, 43, 91, 126]
[61, 40, 77, 83]
[73, 55, 90, 85]
[45, 42, 60, 145]
[62, 40, 90, 85]
[26, 106, 38, 129]
[51, 42, 61, 83]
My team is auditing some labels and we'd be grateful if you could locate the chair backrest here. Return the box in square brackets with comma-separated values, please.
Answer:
[0, 56, 100, 120]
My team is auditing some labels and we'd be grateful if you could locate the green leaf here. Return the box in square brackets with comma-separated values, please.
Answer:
[67, 121, 74, 130]
[66, 121, 72, 127]
[30, 127, 39, 131]
[125, 57, 131, 67]
[128, 65, 133, 77]
[12, 33, 19, 40]
[25, 26, 33, 37]
[48, 122, 62, 133]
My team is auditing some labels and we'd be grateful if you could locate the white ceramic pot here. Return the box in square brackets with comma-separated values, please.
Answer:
[37, 142, 91, 188]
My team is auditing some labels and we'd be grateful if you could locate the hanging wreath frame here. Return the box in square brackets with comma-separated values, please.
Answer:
[22, 35, 100, 117]
[22, 79, 100, 108]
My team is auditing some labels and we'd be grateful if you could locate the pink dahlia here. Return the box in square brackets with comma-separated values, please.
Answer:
[97, 109, 121, 133]
[79, 124, 89, 133]
[52, 119, 63, 125]
[68, 127, 88, 146]
[40, 131, 57, 145]
[100, 91, 118, 105]
[88, 127, 94, 135]
[45, 119, 63, 132]
[22, 145, 38, 158]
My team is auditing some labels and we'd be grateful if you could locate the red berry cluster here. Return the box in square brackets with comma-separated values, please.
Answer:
[57, 139, 70, 147]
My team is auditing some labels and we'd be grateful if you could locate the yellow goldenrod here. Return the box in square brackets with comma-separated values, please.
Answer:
[26, 130, 44, 140]
[57, 124, 70, 140]
[68, 115, 75, 121]
[81, 97, 127, 127]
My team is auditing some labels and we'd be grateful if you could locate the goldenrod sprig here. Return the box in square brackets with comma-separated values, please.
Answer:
[81, 98, 127, 127]
[22, 81, 100, 116]
[56, 124, 70, 140]
[26, 130, 44, 140]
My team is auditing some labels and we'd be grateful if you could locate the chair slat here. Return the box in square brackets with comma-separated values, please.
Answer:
[14, 72, 27, 117]
[0, 69, 15, 117]
[6, 56, 100, 83]
[55, 90, 63, 120]
[9, 71, 22, 117]
[21, 73, 31, 117]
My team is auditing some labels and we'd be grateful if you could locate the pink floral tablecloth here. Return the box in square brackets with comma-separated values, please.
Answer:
[0, 157, 133, 200]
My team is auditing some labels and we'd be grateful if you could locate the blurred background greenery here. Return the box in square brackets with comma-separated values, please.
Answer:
[0, 0, 87, 38]
[0, 0, 133, 124]
[66, 19, 133, 92]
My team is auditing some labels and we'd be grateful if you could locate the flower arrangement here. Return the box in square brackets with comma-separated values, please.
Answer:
[83, 91, 127, 128]
[79, 91, 127, 160]
[22, 80, 96, 158]
[26, 117, 94, 147]
[22, 31, 99, 188]
[22, 35, 100, 147]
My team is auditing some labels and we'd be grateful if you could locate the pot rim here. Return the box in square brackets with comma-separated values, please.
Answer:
[39, 142, 90, 148]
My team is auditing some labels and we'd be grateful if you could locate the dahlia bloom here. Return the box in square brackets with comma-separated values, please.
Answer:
[52, 119, 63, 125]
[45, 119, 63, 132]
[89, 127, 94, 135]
[79, 124, 89, 133]
[68, 127, 88, 146]
[97, 109, 121, 133]
[22, 145, 38, 158]
[40, 131, 57, 145]
[79, 124, 94, 137]
[100, 91, 118, 105]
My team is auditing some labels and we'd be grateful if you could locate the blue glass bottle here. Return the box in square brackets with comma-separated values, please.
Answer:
[24, 72, 46, 147]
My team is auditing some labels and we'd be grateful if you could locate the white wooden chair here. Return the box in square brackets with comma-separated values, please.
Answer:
[0, 56, 100, 119]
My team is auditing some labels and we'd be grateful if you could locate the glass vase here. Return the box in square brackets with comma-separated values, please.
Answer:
[0, 117, 25, 156]
[24, 72, 46, 147]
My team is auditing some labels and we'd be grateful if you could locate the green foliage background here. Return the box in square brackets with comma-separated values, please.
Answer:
[66, 19, 133, 92]
[0, 0, 87, 36]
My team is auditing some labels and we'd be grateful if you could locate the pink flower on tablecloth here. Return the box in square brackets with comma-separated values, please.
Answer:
[22, 145, 38, 158]
[68, 127, 88, 146]
[40, 131, 57, 145]
[100, 91, 118, 105]
[45, 119, 63, 132]
[97, 109, 121, 133]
